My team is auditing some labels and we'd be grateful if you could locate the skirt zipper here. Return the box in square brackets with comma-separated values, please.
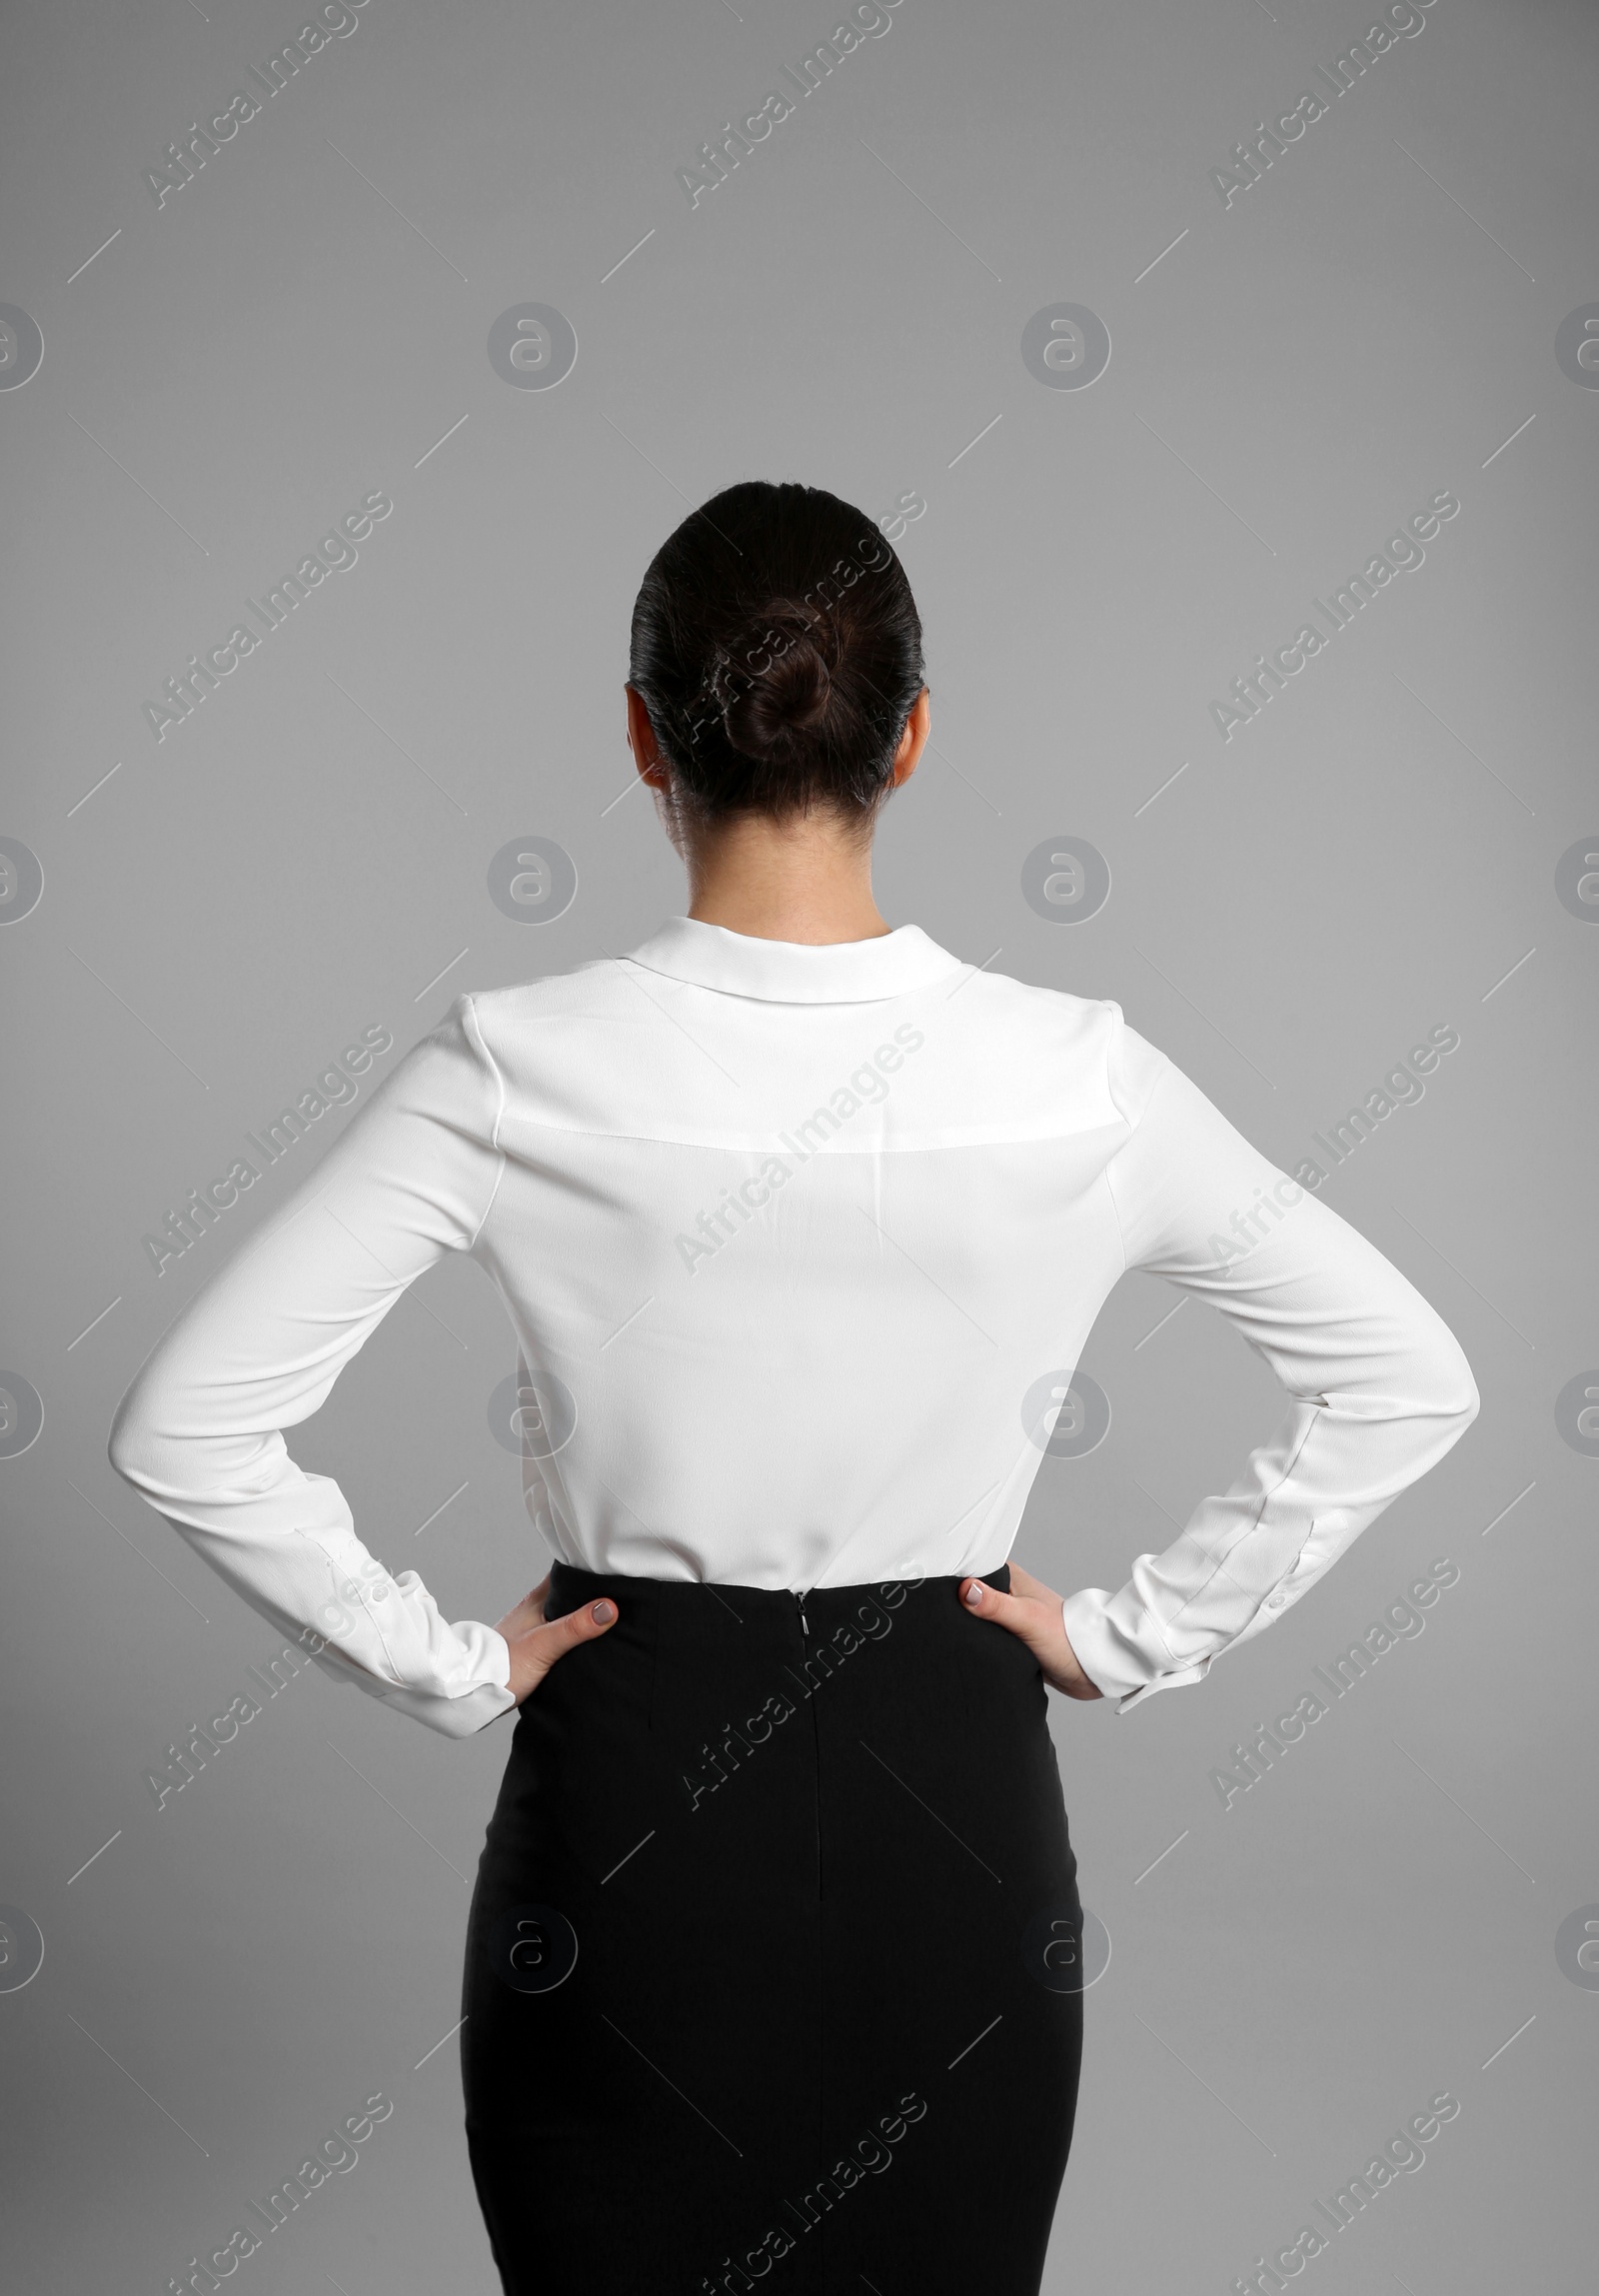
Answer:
[795, 1591, 823, 1927]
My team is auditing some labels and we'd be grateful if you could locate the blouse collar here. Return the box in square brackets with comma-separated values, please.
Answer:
[619, 916, 967, 1004]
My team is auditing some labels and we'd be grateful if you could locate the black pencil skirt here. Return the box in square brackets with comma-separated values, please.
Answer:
[460, 1562, 1084, 2295]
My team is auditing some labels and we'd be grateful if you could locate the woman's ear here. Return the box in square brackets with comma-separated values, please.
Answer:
[625, 684, 668, 788]
[891, 686, 931, 787]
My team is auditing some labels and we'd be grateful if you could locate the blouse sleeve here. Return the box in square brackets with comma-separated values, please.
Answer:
[1058, 1007, 1480, 1715]
[107, 994, 519, 1740]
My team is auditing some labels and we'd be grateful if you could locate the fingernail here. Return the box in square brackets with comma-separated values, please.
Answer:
[963, 1581, 983, 1606]
[592, 1599, 616, 1624]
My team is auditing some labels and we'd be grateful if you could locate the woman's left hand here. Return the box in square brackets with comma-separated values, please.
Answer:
[958, 1561, 1104, 1699]
[494, 1573, 618, 1705]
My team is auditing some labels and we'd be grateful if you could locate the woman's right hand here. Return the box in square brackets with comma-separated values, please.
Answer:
[494, 1574, 618, 1704]
[958, 1560, 1104, 1699]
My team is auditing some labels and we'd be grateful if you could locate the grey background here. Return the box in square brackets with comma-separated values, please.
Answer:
[2, 0, 1595, 2287]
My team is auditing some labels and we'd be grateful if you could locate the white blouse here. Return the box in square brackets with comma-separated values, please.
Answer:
[109, 917, 1480, 1738]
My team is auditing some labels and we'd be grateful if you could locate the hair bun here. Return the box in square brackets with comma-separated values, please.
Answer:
[720, 625, 832, 766]
[628, 479, 924, 821]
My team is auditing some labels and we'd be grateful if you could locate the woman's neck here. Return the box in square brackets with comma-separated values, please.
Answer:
[683, 811, 890, 946]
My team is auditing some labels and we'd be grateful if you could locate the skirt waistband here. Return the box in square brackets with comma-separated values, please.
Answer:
[544, 1557, 1011, 1623]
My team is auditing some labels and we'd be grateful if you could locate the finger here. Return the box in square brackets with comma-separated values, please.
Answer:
[518, 1573, 553, 1626]
[526, 1595, 619, 1673]
[958, 1576, 1039, 1640]
[494, 1578, 553, 1643]
[961, 1575, 1101, 1699]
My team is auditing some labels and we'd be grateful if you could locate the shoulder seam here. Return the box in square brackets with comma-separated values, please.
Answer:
[1099, 1000, 1132, 1278]
[460, 993, 509, 1250]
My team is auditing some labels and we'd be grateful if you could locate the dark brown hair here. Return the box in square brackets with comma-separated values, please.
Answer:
[628, 480, 925, 825]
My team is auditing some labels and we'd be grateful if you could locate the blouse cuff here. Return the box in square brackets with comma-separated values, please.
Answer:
[370, 1670, 519, 1739]
[319, 1624, 518, 1739]
[1059, 1587, 1213, 1714]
